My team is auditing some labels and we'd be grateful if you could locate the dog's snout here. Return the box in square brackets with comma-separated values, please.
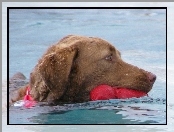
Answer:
[147, 72, 156, 84]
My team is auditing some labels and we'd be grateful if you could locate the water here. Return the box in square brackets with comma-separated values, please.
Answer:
[9, 98, 166, 124]
[2, 2, 172, 132]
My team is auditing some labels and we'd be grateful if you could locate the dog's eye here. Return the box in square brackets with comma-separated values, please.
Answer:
[105, 54, 113, 61]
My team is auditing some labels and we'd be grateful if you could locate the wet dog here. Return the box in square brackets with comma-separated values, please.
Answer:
[9, 35, 156, 105]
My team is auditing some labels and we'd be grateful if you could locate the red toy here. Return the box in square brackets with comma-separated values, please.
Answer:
[23, 86, 36, 108]
[22, 85, 147, 107]
[90, 85, 147, 101]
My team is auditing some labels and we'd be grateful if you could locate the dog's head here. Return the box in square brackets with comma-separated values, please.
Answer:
[30, 35, 156, 103]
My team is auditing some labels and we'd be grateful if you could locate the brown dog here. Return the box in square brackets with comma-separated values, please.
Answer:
[9, 35, 156, 105]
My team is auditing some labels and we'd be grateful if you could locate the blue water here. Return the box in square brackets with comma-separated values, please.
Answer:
[9, 9, 166, 124]
[9, 98, 166, 124]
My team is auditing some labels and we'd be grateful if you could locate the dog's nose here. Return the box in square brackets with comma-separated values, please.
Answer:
[147, 72, 156, 84]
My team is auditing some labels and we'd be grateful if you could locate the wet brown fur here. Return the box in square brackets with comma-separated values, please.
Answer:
[9, 35, 156, 105]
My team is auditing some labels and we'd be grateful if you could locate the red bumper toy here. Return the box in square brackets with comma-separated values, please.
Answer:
[90, 85, 147, 101]
[23, 86, 36, 108]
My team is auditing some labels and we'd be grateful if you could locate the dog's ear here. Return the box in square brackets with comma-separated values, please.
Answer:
[34, 45, 78, 103]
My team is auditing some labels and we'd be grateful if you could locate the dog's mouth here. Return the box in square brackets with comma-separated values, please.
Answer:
[90, 85, 148, 101]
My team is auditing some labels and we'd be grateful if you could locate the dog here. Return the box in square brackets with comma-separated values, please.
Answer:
[9, 35, 156, 105]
